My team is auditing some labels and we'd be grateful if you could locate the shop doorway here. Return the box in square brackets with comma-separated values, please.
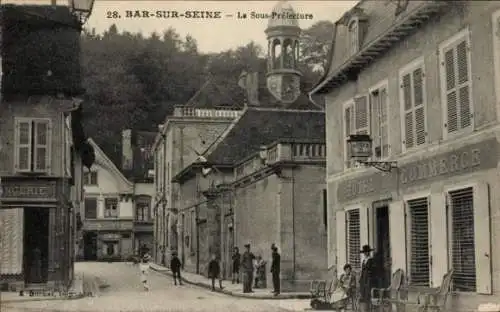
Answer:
[83, 232, 98, 261]
[374, 205, 391, 288]
[24, 208, 49, 284]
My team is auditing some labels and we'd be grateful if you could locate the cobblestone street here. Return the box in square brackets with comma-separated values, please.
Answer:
[1, 262, 310, 312]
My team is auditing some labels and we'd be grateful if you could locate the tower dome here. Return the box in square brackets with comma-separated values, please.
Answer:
[265, 0, 302, 105]
[267, 1, 300, 30]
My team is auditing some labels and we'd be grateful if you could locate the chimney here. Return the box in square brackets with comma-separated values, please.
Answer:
[122, 129, 133, 170]
[247, 72, 259, 106]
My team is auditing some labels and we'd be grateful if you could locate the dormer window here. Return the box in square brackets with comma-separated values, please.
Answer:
[348, 18, 359, 55]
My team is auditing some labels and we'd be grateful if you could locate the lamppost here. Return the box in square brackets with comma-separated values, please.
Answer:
[68, 0, 95, 27]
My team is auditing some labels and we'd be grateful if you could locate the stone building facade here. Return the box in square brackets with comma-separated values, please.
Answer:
[152, 105, 241, 265]
[312, 1, 500, 309]
[79, 137, 154, 261]
[0, 5, 94, 291]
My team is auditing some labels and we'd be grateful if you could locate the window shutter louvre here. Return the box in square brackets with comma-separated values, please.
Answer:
[473, 182, 492, 294]
[336, 210, 347, 273]
[429, 193, 448, 287]
[347, 209, 361, 270]
[444, 48, 458, 133]
[344, 104, 354, 168]
[389, 201, 407, 274]
[15, 120, 32, 171]
[380, 88, 389, 157]
[408, 197, 430, 286]
[413, 68, 427, 146]
[354, 96, 369, 134]
[402, 73, 414, 149]
[457, 40, 472, 129]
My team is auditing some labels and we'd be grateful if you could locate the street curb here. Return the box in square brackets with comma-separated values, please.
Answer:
[150, 266, 311, 300]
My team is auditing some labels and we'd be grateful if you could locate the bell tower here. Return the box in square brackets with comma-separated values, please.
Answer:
[265, 1, 302, 105]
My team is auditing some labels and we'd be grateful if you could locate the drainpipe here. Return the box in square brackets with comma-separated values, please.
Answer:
[195, 203, 200, 274]
[291, 168, 296, 283]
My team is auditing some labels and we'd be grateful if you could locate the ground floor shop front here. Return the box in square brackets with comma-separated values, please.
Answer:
[0, 177, 73, 291]
[329, 133, 500, 311]
[80, 231, 134, 261]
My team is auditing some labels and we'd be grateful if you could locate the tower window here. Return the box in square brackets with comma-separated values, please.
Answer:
[283, 39, 293, 68]
[272, 39, 281, 69]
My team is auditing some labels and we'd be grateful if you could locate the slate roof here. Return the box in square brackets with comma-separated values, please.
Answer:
[206, 107, 325, 165]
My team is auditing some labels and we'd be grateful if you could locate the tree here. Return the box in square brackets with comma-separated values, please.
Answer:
[300, 21, 335, 75]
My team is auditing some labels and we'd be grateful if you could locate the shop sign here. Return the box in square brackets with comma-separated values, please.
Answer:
[1, 181, 56, 201]
[337, 138, 499, 203]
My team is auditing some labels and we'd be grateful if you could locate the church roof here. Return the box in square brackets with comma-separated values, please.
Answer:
[267, 1, 300, 29]
[206, 107, 325, 165]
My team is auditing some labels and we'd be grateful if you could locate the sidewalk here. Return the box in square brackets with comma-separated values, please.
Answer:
[0, 273, 109, 304]
[149, 263, 311, 300]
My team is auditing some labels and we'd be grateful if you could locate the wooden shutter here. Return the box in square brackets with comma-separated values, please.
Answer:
[34, 120, 51, 172]
[359, 205, 369, 250]
[473, 182, 492, 294]
[401, 65, 426, 151]
[371, 87, 389, 159]
[347, 209, 361, 270]
[407, 197, 430, 286]
[14, 119, 32, 172]
[380, 87, 389, 157]
[430, 193, 448, 287]
[344, 104, 354, 168]
[442, 34, 472, 134]
[336, 210, 347, 273]
[413, 68, 427, 145]
[389, 201, 407, 274]
[354, 96, 369, 134]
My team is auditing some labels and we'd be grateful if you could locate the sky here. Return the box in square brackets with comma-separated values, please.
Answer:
[5, 0, 358, 53]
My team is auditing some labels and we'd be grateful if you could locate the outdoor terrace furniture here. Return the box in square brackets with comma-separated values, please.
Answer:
[370, 268, 405, 312]
[393, 270, 454, 312]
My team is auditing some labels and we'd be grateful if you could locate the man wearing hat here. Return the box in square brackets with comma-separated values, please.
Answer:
[240, 244, 255, 293]
[359, 245, 376, 312]
[170, 251, 183, 286]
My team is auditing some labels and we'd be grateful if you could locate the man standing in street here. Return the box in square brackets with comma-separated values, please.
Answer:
[241, 243, 255, 293]
[271, 244, 281, 296]
[170, 252, 183, 286]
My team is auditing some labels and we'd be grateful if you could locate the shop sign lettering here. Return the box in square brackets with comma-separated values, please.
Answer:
[1, 182, 56, 200]
[337, 138, 498, 203]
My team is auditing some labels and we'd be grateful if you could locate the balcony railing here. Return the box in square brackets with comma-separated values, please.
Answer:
[235, 142, 326, 178]
[173, 105, 242, 118]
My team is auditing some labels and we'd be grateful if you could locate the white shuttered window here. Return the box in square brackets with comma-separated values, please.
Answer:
[407, 197, 430, 286]
[447, 183, 492, 294]
[440, 29, 473, 136]
[14, 118, 51, 173]
[400, 60, 427, 151]
[343, 96, 370, 168]
[370, 85, 389, 159]
[347, 209, 361, 270]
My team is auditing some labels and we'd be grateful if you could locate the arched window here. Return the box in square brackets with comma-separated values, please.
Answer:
[294, 40, 300, 67]
[272, 39, 281, 69]
[283, 39, 293, 68]
[348, 19, 359, 55]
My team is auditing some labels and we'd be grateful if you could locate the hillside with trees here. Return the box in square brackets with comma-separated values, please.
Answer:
[80, 21, 334, 160]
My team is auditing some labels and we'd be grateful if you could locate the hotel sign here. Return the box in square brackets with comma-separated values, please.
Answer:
[337, 138, 499, 203]
[1, 180, 57, 201]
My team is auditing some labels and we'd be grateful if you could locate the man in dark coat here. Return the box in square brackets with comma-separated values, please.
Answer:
[232, 247, 241, 284]
[270, 245, 281, 296]
[170, 252, 183, 286]
[240, 244, 255, 293]
[208, 254, 223, 291]
[359, 245, 376, 312]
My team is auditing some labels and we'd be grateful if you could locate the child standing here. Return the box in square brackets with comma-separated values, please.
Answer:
[208, 254, 223, 291]
[139, 253, 152, 291]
